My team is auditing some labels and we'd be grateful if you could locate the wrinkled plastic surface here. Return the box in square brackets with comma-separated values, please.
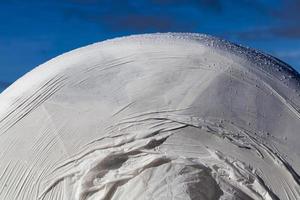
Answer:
[0, 33, 300, 200]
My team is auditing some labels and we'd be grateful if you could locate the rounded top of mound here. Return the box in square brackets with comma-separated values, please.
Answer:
[7, 32, 300, 83]
[1, 33, 299, 112]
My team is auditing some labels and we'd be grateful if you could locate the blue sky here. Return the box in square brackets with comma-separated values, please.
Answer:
[1, 0, 300, 91]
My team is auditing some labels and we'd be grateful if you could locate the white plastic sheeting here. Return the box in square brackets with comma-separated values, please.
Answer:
[0, 33, 300, 200]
